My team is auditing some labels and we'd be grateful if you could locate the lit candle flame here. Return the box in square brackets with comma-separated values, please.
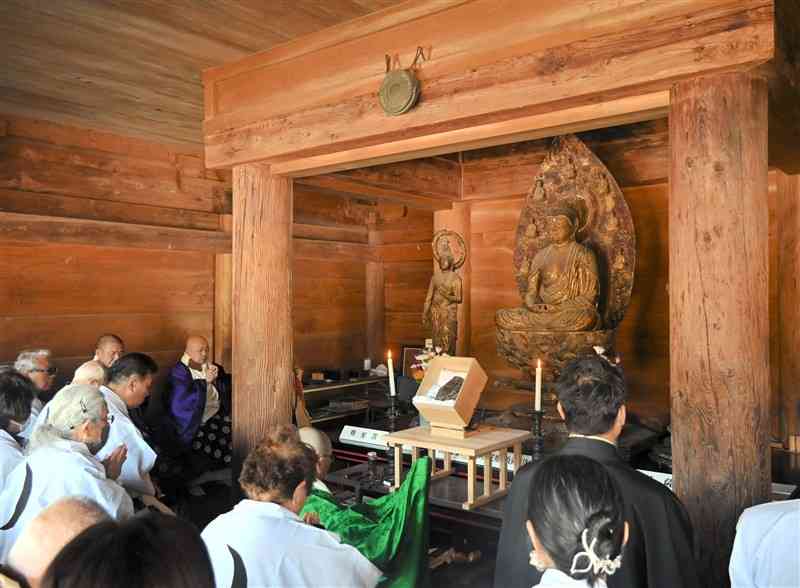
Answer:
[537, 358, 541, 368]
[387, 349, 392, 359]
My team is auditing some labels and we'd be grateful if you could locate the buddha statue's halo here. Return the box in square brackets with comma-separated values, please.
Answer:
[496, 133, 636, 378]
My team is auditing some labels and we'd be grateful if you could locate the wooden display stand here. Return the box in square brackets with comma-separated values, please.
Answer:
[412, 356, 487, 439]
[384, 425, 533, 510]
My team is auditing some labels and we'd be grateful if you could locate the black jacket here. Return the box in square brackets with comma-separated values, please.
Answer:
[494, 437, 701, 588]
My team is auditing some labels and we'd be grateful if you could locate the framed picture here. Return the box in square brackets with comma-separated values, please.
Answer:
[400, 344, 425, 378]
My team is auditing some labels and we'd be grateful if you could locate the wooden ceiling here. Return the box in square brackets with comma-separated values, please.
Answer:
[0, 0, 403, 146]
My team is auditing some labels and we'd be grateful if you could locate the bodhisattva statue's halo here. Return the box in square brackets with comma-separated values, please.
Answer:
[432, 229, 467, 270]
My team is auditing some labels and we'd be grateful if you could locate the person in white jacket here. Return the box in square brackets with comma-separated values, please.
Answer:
[0, 371, 34, 491]
[202, 425, 381, 588]
[0, 384, 133, 562]
[98, 353, 158, 497]
[729, 499, 800, 588]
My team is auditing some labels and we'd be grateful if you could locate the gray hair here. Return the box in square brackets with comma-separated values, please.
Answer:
[72, 361, 108, 386]
[27, 384, 107, 454]
[14, 349, 52, 373]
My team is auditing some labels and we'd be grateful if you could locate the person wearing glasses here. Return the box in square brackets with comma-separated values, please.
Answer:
[0, 384, 133, 562]
[13, 349, 57, 441]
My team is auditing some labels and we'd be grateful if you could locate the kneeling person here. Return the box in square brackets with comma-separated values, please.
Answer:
[99, 353, 159, 497]
[202, 425, 381, 588]
[168, 336, 232, 469]
[0, 384, 133, 561]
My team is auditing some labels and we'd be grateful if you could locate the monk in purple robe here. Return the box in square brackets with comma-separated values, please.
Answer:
[167, 336, 232, 469]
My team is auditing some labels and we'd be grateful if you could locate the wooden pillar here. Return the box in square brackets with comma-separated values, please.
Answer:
[366, 229, 385, 365]
[669, 71, 770, 586]
[433, 201, 471, 355]
[232, 165, 294, 473]
[777, 171, 800, 447]
[213, 253, 233, 372]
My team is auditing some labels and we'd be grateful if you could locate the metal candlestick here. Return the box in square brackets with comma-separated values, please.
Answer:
[532, 410, 545, 463]
[387, 395, 398, 432]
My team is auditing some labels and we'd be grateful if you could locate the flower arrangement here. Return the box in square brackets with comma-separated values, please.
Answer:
[410, 339, 448, 381]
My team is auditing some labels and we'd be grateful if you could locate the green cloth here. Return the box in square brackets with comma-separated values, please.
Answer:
[301, 456, 431, 588]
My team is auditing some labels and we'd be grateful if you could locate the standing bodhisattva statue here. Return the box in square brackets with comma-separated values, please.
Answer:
[423, 231, 466, 355]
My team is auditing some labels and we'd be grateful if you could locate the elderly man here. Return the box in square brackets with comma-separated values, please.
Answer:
[0, 371, 34, 490]
[98, 353, 158, 497]
[93, 334, 124, 368]
[72, 360, 107, 390]
[167, 336, 232, 471]
[0, 384, 133, 561]
[7, 497, 109, 588]
[14, 349, 56, 440]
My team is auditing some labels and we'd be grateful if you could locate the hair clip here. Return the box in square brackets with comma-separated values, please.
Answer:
[569, 529, 623, 577]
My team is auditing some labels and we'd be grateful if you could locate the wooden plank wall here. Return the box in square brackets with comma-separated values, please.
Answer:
[0, 115, 377, 393]
[0, 115, 224, 392]
[373, 208, 434, 363]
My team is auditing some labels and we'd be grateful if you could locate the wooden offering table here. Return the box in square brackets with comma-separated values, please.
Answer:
[384, 426, 533, 510]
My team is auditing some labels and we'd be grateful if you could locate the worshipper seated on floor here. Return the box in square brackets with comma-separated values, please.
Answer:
[202, 425, 381, 588]
[97, 353, 158, 498]
[92, 334, 125, 369]
[7, 498, 109, 588]
[729, 498, 800, 588]
[71, 361, 107, 390]
[0, 372, 34, 490]
[13, 350, 55, 441]
[0, 384, 133, 562]
[166, 336, 232, 477]
[40, 512, 214, 588]
[525, 454, 628, 588]
[298, 427, 431, 588]
[495, 354, 701, 588]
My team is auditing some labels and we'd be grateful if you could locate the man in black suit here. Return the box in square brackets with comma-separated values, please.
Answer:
[494, 355, 701, 588]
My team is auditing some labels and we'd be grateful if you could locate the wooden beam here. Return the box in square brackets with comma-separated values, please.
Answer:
[669, 71, 770, 585]
[329, 158, 461, 199]
[232, 165, 294, 476]
[0, 188, 221, 231]
[204, 1, 771, 169]
[297, 175, 454, 211]
[776, 171, 800, 446]
[0, 211, 230, 253]
[291, 222, 368, 244]
[213, 253, 233, 372]
[271, 92, 670, 177]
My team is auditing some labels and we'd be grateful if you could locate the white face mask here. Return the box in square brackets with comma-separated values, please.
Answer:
[529, 549, 549, 572]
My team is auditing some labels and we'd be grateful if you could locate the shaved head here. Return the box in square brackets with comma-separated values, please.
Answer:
[72, 360, 107, 389]
[299, 427, 333, 478]
[94, 334, 124, 368]
[8, 497, 109, 586]
[184, 336, 210, 366]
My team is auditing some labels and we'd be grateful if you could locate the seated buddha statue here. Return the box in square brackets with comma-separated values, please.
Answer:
[497, 207, 600, 332]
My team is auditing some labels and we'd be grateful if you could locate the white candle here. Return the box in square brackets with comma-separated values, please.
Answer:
[387, 350, 396, 397]
[363, 358, 372, 371]
[535, 359, 542, 412]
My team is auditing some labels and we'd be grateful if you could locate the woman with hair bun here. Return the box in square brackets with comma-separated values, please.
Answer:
[525, 455, 628, 587]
